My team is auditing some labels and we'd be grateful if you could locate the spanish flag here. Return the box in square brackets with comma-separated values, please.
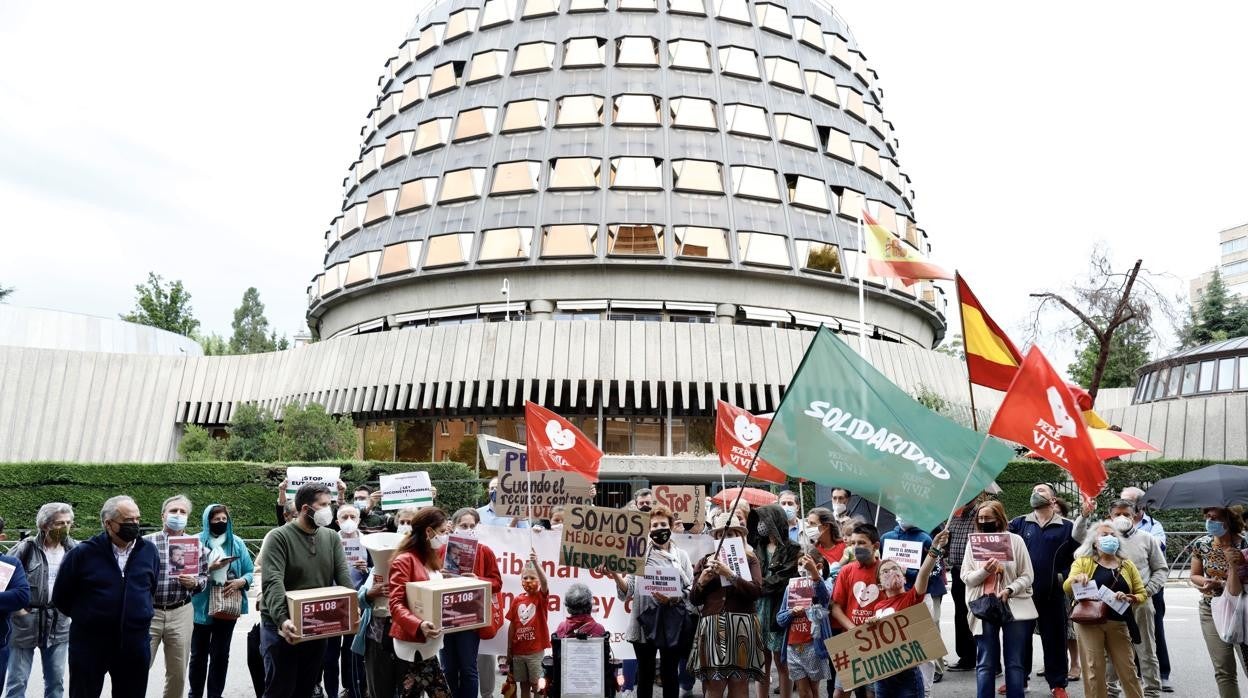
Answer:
[957, 273, 1024, 391]
[862, 210, 953, 283]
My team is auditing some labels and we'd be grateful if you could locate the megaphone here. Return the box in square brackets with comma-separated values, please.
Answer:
[361, 532, 405, 611]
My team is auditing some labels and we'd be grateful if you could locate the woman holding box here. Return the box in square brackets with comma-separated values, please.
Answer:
[440, 507, 503, 698]
[388, 507, 453, 697]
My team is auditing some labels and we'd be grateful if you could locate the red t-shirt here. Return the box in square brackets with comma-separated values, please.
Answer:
[788, 613, 814, 645]
[830, 561, 882, 626]
[506, 591, 551, 655]
[870, 588, 924, 618]
[817, 542, 846, 568]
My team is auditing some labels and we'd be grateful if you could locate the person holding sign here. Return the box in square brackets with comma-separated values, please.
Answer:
[881, 519, 946, 694]
[387, 507, 453, 697]
[689, 513, 764, 698]
[601, 504, 693, 698]
[506, 551, 551, 698]
[775, 555, 830, 698]
[960, 500, 1037, 698]
[1063, 522, 1146, 698]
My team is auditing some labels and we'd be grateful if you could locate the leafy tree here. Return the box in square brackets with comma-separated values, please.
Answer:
[230, 287, 276, 354]
[1179, 270, 1248, 348]
[0, 284, 13, 302]
[224, 403, 280, 462]
[934, 333, 965, 360]
[196, 332, 230, 356]
[1069, 320, 1151, 389]
[178, 425, 224, 461]
[121, 272, 200, 336]
[277, 403, 358, 461]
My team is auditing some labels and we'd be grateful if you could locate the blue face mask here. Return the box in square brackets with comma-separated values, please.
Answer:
[1097, 535, 1120, 555]
[166, 514, 187, 532]
[1207, 519, 1228, 537]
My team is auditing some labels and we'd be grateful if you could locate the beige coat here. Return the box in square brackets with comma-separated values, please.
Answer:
[960, 532, 1039, 635]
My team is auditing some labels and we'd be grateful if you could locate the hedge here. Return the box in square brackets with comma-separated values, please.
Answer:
[0, 461, 484, 539]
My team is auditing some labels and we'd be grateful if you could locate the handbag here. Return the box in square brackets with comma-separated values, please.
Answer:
[210, 585, 242, 621]
[1212, 592, 1247, 644]
[969, 593, 1014, 626]
[1070, 599, 1108, 625]
[478, 590, 505, 640]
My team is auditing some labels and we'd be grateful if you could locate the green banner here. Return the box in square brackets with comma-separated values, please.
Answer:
[757, 328, 1014, 530]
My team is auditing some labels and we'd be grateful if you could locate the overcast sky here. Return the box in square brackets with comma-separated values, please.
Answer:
[3, 1, 1246, 363]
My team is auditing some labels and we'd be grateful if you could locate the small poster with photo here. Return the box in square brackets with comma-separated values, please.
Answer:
[786, 576, 815, 610]
[168, 536, 202, 577]
[968, 533, 1014, 563]
[443, 534, 478, 577]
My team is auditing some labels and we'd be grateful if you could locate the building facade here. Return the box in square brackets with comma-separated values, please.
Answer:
[1190, 221, 1248, 301]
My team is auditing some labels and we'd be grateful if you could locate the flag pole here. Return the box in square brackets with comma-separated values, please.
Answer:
[954, 275, 981, 432]
[856, 216, 868, 356]
[943, 431, 993, 532]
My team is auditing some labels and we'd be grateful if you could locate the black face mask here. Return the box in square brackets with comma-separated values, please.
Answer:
[209, 521, 228, 536]
[115, 522, 141, 542]
[649, 528, 671, 545]
[638, 505, 652, 513]
[978, 521, 1001, 534]
[853, 546, 874, 566]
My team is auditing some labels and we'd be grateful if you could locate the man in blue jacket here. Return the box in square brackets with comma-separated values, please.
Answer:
[52, 495, 159, 698]
[0, 515, 33, 691]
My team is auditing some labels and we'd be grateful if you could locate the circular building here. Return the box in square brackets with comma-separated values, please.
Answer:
[1132, 337, 1248, 404]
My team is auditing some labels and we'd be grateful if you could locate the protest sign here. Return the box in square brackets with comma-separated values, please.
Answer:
[562, 637, 606, 697]
[718, 537, 751, 586]
[1071, 581, 1098, 601]
[968, 533, 1014, 563]
[823, 603, 947, 690]
[653, 485, 706, 532]
[559, 505, 650, 575]
[496, 449, 593, 519]
[285, 466, 340, 498]
[638, 564, 681, 598]
[380, 471, 433, 511]
[444, 534, 479, 576]
[786, 576, 815, 610]
[341, 536, 365, 565]
[882, 539, 924, 570]
[168, 535, 201, 577]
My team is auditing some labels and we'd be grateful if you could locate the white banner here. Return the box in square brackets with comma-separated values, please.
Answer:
[474, 527, 716, 659]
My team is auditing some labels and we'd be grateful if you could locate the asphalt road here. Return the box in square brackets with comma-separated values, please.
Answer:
[26, 584, 1228, 697]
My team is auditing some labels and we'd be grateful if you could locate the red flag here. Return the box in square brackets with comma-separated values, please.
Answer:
[988, 348, 1107, 499]
[956, 274, 1024, 391]
[524, 401, 603, 483]
[714, 400, 789, 485]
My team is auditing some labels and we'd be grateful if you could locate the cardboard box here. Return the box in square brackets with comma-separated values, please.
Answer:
[405, 577, 492, 633]
[286, 586, 360, 643]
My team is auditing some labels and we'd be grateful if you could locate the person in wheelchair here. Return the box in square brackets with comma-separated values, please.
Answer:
[544, 583, 618, 697]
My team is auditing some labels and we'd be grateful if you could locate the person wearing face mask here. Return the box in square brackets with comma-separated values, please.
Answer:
[689, 513, 765, 698]
[145, 494, 209, 698]
[258, 482, 354, 698]
[830, 488, 853, 526]
[52, 495, 158, 697]
[329, 505, 369, 698]
[880, 517, 945, 693]
[865, 530, 950, 698]
[352, 485, 390, 534]
[388, 507, 456, 697]
[1097, 500, 1166, 698]
[602, 505, 693, 698]
[1064, 523, 1146, 698]
[1190, 505, 1248, 698]
[188, 504, 254, 698]
[778, 491, 801, 543]
[4, 502, 75, 698]
[1119, 487, 1171, 692]
[747, 504, 802, 698]
[828, 522, 883, 698]
[805, 508, 845, 575]
[440, 508, 503, 698]
[633, 488, 656, 513]
[476, 477, 529, 528]
[944, 492, 988, 674]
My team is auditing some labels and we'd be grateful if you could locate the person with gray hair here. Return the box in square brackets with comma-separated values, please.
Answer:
[1101, 499, 1167, 698]
[4, 502, 76, 698]
[1120, 485, 1172, 692]
[144, 494, 208, 698]
[53, 494, 159, 697]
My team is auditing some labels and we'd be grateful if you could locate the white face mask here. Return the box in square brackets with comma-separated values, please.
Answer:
[311, 506, 334, 528]
[1112, 516, 1134, 533]
[455, 527, 477, 538]
[431, 534, 449, 549]
[803, 526, 820, 541]
[396, 524, 413, 536]
[551, 523, 563, 530]
[339, 519, 358, 535]
[832, 503, 847, 516]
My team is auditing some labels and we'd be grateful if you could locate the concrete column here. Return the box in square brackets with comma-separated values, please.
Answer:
[715, 303, 736, 326]
[530, 299, 554, 321]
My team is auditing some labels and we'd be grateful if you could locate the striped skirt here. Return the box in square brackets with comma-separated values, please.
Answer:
[688, 612, 767, 682]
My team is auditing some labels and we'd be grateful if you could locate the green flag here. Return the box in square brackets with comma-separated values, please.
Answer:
[757, 327, 1014, 530]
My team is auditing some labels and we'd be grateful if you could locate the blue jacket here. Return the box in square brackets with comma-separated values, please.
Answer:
[776, 578, 832, 664]
[191, 504, 255, 625]
[52, 532, 158, 641]
[0, 554, 32, 649]
[881, 525, 945, 596]
[1009, 512, 1077, 597]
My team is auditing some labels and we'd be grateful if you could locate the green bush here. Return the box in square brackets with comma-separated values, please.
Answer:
[0, 461, 484, 537]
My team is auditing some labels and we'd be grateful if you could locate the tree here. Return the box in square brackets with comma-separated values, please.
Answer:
[934, 333, 965, 360]
[196, 332, 229, 356]
[121, 272, 200, 336]
[1179, 270, 1248, 348]
[276, 403, 358, 461]
[0, 284, 13, 302]
[224, 403, 280, 462]
[178, 425, 224, 461]
[1068, 320, 1151, 389]
[230, 287, 276, 354]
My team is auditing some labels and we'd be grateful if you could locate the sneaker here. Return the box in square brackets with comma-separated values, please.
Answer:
[933, 669, 943, 684]
[947, 662, 976, 672]
[1160, 679, 1174, 693]
[1051, 688, 1069, 698]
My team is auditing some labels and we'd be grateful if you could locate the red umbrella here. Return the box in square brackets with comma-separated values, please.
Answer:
[711, 487, 778, 507]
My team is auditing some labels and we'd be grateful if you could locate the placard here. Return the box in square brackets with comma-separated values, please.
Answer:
[286, 586, 359, 643]
[653, 485, 707, 533]
[559, 504, 650, 575]
[341, 536, 365, 564]
[561, 637, 606, 697]
[444, 534, 479, 576]
[0, 561, 14, 592]
[380, 471, 433, 511]
[969, 533, 1014, 563]
[882, 539, 924, 570]
[168, 535, 201, 577]
[1098, 585, 1130, 614]
[285, 466, 341, 498]
[497, 450, 593, 519]
[1071, 581, 1099, 601]
[405, 577, 492, 632]
[786, 576, 815, 610]
[718, 537, 752, 586]
[823, 603, 947, 690]
[638, 564, 680, 598]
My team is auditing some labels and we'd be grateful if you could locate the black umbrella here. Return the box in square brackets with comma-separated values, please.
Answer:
[1141, 464, 1248, 510]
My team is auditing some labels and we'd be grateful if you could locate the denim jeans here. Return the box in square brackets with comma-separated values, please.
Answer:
[977, 618, 1033, 698]
[4, 641, 68, 698]
[873, 666, 923, 698]
[439, 628, 482, 698]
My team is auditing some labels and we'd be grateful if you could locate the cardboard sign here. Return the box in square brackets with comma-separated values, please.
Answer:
[168, 536, 201, 577]
[285, 466, 340, 498]
[653, 485, 706, 533]
[444, 534, 479, 576]
[497, 450, 593, 519]
[823, 603, 947, 690]
[638, 564, 681, 597]
[882, 539, 924, 570]
[559, 504, 651, 575]
[969, 533, 1014, 563]
[286, 586, 359, 643]
[561, 637, 606, 697]
[406, 577, 492, 632]
[718, 537, 751, 586]
[786, 576, 815, 610]
[380, 471, 433, 511]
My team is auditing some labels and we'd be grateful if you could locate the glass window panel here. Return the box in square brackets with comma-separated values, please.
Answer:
[363, 423, 395, 461]
[855, 142, 883, 175]
[612, 94, 661, 126]
[602, 417, 630, 454]
[423, 233, 474, 268]
[786, 174, 829, 211]
[481, 0, 515, 27]
[668, 0, 705, 14]
[671, 97, 717, 130]
[1165, 364, 1182, 396]
[675, 226, 729, 260]
[669, 39, 712, 71]
[731, 166, 780, 202]
[608, 224, 664, 255]
[400, 74, 431, 110]
[542, 224, 598, 256]
[775, 114, 817, 149]
[795, 17, 824, 49]
[718, 46, 760, 80]
[513, 41, 556, 73]
[756, 3, 791, 36]
[1218, 357, 1236, 391]
[765, 57, 804, 91]
[396, 178, 437, 213]
[502, 98, 549, 132]
[415, 23, 445, 57]
[737, 231, 790, 267]
[468, 49, 508, 83]
[445, 9, 479, 41]
[556, 94, 604, 126]
[569, 0, 606, 11]
[633, 418, 662, 455]
[724, 104, 769, 138]
[713, 0, 750, 24]
[1240, 358, 1248, 389]
[798, 240, 842, 273]
[1181, 362, 1199, 395]
[454, 107, 498, 141]
[413, 117, 452, 152]
[429, 61, 465, 96]
[344, 251, 380, 286]
[841, 86, 867, 121]
[549, 157, 602, 190]
[382, 130, 414, 165]
[821, 126, 854, 162]
[479, 227, 534, 261]
[609, 156, 663, 190]
[563, 37, 606, 68]
[379, 241, 422, 277]
[364, 189, 396, 224]
[805, 70, 839, 105]
[491, 160, 541, 195]
[617, 36, 659, 67]
[672, 159, 723, 194]
[438, 168, 486, 203]
[1148, 367, 1167, 400]
[620, 0, 656, 9]
[522, 0, 558, 18]
[1199, 359, 1216, 392]
[833, 186, 865, 219]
